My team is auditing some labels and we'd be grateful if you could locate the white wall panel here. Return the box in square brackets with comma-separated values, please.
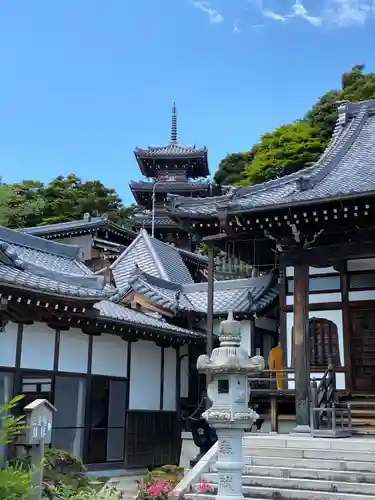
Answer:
[180, 344, 189, 398]
[347, 258, 375, 271]
[349, 290, 375, 301]
[286, 266, 294, 277]
[91, 334, 127, 377]
[309, 266, 338, 275]
[309, 293, 342, 304]
[21, 323, 55, 370]
[240, 320, 251, 356]
[129, 340, 161, 410]
[163, 347, 177, 411]
[59, 328, 89, 373]
[0, 322, 18, 367]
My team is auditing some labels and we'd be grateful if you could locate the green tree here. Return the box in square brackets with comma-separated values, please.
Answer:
[0, 182, 45, 228]
[214, 151, 254, 185]
[0, 174, 133, 228]
[240, 121, 324, 185]
[217, 65, 375, 187]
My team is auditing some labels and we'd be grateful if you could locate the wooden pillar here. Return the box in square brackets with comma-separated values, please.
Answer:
[293, 263, 310, 432]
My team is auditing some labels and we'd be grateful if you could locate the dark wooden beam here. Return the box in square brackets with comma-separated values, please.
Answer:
[293, 263, 310, 432]
[282, 240, 375, 266]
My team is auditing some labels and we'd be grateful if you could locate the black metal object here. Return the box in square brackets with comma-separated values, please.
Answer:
[189, 418, 218, 467]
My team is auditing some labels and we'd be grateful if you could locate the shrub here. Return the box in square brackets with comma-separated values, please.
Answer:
[45, 484, 123, 499]
[0, 464, 34, 500]
[42, 448, 90, 498]
[0, 394, 27, 445]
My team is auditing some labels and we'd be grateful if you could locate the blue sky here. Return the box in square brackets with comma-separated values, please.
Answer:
[0, 0, 375, 205]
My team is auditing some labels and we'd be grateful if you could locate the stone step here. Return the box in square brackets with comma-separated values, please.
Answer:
[205, 465, 375, 483]
[202, 474, 375, 495]
[243, 446, 375, 462]
[242, 434, 375, 452]
[186, 487, 373, 499]
[244, 455, 375, 473]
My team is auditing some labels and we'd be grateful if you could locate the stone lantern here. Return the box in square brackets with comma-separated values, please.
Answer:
[197, 311, 264, 500]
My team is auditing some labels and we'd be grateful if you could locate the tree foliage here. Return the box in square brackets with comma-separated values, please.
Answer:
[240, 121, 324, 186]
[0, 174, 134, 229]
[215, 65, 375, 187]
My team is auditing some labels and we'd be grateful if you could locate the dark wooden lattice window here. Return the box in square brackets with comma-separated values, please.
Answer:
[292, 317, 341, 368]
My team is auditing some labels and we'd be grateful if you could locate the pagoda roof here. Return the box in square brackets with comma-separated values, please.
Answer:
[130, 179, 211, 193]
[166, 100, 375, 218]
[124, 267, 278, 316]
[20, 215, 136, 241]
[131, 212, 178, 229]
[134, 103, 210, 178]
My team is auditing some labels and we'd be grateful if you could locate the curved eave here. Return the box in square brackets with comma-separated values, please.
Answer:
[134, 150, 209, 178]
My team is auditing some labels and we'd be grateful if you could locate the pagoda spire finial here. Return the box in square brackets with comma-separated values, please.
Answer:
[171, 102, 177, 144]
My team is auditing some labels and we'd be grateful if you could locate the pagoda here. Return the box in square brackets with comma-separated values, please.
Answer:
[130, 103, 220, 250]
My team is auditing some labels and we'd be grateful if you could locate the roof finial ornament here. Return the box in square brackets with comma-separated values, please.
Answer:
[171, 102, 177, 144]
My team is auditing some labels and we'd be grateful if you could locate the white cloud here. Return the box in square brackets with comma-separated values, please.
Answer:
[233, 21, 241, 33]
[192, 1, 224, 24]
[263, 9, 288, 21]
[292, 0, 322, 25]
[324, 0, 375, 26]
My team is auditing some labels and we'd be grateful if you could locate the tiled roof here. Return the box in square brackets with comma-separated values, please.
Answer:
[126, 268, 279, 315]
[0, 226, 205, 339]
[135, 143, 207, 158]
[130, 180, 210, 192]
[131, 212, 178, 228]
[110, 229, 194, 289]
[0, 226, 114, 300]
[96, 300, 204, 339]
[20, 216, 136, 239]
[166, 100, 375, 217]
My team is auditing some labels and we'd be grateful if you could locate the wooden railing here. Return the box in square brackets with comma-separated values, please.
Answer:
[310, 363, 352, 437]
[248, 366, 352, 436]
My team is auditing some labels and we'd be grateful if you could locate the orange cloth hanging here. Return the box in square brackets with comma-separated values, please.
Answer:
[268, 345, 284, 389]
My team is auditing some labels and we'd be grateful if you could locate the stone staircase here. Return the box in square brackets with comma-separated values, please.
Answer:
[180, 434, 375, 500]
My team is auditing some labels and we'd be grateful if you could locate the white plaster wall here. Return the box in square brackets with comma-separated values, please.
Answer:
[347, 258, 375, 271]
[55, 234, 93, 262]
[129, 340, 161, 410]
[213, 319, 220, 338]
[21, 323, 55, 370]
[286, 266, 338, 277]
[287, 292, 342, 306]
[91, 334, 127, 377]
[286, 309, 344, 368]
[58, 328, 89, 373]
[0, 322, 18, 367]
[309, 266, 339, 275]
[240, 320, 251, 356]
[180, 344, 189, 398]
[349, 290, 375, 301]
[163, 347, 177, 411]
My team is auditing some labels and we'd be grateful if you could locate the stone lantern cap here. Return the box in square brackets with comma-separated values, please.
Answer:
[197, 311, 265, 375]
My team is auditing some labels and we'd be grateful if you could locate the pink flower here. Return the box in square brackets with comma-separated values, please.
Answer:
[199, 478, 211, 493]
